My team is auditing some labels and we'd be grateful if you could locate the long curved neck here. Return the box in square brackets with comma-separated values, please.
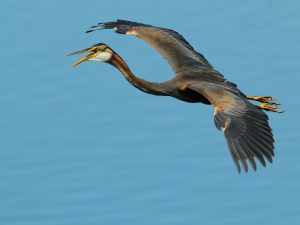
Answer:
[108, 51, 168, 96]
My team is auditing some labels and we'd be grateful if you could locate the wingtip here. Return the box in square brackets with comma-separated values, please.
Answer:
[235, 161, 241, 174]
[86, 22, 111, 33]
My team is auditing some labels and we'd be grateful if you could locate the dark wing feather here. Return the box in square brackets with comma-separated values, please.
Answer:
[190, 83, 274, 173]
[87, 19, 213, 72]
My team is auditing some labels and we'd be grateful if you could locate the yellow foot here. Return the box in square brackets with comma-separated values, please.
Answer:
[258, 102, 284, 113]
[247, 96, 275, 103]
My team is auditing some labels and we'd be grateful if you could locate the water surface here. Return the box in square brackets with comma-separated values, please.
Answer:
[1, 1, 300, 225]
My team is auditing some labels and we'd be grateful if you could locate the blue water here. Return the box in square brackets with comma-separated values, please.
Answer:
[1, 1, 300, 224]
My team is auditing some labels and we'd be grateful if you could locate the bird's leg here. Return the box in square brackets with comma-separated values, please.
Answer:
[257, 102, 284, 113]
[247, 96, 275, 103]
[247, 96, 284, 113]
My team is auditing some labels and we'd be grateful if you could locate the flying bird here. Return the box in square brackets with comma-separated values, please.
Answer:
[69, 20, 283, 173]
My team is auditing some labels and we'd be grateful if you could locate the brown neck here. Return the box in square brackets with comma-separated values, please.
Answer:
[108, 51, 167, 96]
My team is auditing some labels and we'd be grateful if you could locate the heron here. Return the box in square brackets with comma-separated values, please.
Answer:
[69, 20, 283, 173]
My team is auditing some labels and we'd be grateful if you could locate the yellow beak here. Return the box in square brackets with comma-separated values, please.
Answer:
[68, 48, 96, 67]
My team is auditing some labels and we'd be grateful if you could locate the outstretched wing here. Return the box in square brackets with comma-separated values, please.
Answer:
[190, 83, 274, 173]
[87, 19, 213, 73]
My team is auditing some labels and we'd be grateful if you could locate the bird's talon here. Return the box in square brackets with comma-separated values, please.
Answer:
[267, 102, 280, 107]
[257, 103, 284, 113]
[247, 96, 275, 103]
[264, 96, 274, 101]
[248, 96, 283, 112]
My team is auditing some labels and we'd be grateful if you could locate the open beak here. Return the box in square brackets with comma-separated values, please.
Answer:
[68, 48, 96, 67]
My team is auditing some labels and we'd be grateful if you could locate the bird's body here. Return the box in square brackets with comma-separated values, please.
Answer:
[70, 20, 283, 173]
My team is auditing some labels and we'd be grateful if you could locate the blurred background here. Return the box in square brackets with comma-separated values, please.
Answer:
[1, 0, 299, 224]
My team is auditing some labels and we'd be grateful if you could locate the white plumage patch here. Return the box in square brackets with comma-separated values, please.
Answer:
[126, 30, 138, 36]
[90, 52, 112, 62]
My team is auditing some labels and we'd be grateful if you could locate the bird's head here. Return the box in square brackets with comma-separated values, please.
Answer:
[68, 43, 113, 67]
